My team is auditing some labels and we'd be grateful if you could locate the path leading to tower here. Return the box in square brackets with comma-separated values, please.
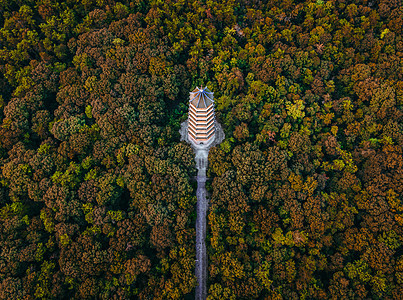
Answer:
[195, 151, 208, 300]
[179, 120, 225, 300]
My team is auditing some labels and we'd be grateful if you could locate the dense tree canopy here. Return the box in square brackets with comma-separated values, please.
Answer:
[0, 0, 402, 299]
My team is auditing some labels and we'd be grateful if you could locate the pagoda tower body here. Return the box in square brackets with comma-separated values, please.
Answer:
[187, 87, 215, 146]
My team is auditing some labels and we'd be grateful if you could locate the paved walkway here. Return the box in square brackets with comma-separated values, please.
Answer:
[179, 120, 224, 300]
[195, 157, 208, 300]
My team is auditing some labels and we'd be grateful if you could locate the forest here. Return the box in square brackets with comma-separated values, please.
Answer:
[0, 0, 402, 299]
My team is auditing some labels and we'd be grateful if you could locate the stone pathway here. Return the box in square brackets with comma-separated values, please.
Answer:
[179, 120, 224, 300]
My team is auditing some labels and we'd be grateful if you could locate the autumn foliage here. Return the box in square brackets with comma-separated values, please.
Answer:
[0, 0, 402, 299]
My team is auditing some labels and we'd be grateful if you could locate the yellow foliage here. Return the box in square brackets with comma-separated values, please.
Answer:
[84, 75, 97, 92]
[322, 112, 334, 125]
[149, 56, 167, 76]
[272, 227, 286, 246]
[288, 173, 303, 192]
[220, 252, 245, 281]
[286, 99, 305, 119]
[387, 189, 403, 212]
[303, 176, 318, 196]
[59, 233, 70, 246]
[255, 261, 272, 289]
[286, 260, 296, 283]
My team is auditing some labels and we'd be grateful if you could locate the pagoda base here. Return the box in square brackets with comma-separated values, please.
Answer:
[179, 119, 225, 151]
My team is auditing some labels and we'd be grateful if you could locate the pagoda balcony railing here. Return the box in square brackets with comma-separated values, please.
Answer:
[188, 121, 215, 131]
[188, 114, 215, 124]
[188, 130, 215, 141]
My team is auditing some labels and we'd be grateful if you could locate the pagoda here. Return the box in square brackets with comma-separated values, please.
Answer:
[179, 86, 224, 300]
[187, 86, 216, 146]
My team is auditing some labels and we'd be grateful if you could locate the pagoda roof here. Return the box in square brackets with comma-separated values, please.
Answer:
[189, 86, 214, 108]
